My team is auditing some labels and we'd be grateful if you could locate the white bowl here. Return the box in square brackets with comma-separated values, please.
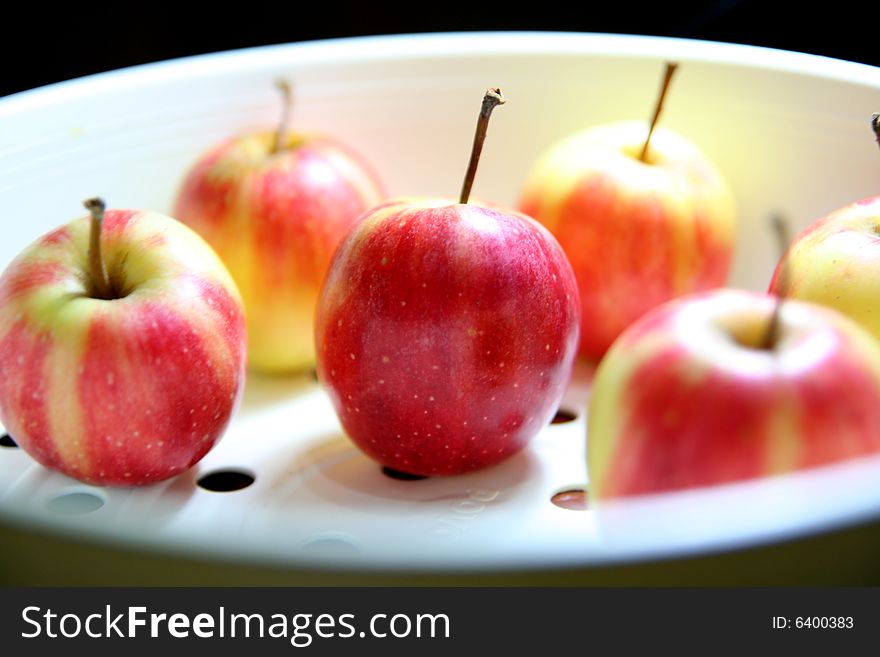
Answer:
[3, 32, 880, 584]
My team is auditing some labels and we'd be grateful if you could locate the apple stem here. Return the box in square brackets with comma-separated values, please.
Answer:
[271, 79, 294, 154]
[763, 214, 792, 350]
[639, 61, 679, 163]
[84, 197, 113, 300]
[871, 113, 880, 150]
[459, 88, 505, 204]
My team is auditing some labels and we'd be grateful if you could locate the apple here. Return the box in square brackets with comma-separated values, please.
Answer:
[0, 198, 246, 485]
[768, 117, 880, 341]
[519, 63, 736, 361]
[769, 197, 880, 341]
[587, 288, 880, 500]
[768, 115, 880, 343]
[315, 89, 581, 476]
[173, 80, 384, 373]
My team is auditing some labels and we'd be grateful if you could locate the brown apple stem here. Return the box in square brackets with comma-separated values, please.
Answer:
[459, 88, 505, 204]
[271, 79, 294, 154]
[762, 214, 792, 350]
[639, 61, 679, 163]
[84, 197, 113, 300]
[871, 113, 880, 150]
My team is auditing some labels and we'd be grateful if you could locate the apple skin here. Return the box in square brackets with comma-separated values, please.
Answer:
[174, 131, 384, 373]
[769, 196, 880, 341]
[519, 120, 736, 361]
[315, 198, 581, 476]
[0, 209, 247, 485]
[588, 288, 880, 500]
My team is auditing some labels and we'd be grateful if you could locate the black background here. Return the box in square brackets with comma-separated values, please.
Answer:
[2, 0, 877, 99]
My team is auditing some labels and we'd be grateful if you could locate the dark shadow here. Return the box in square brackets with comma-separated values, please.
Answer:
[197, 469, 255, 492]
[551, 409, 578, 425]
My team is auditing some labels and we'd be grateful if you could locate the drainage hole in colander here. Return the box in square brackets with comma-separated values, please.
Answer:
[197, 469, 255, 492]
[551, 487, 589, 510]
[382, 466, 428, 481]
[0, 433, 17, 448]
[46, 491, 105, 515]
[301, 536, 360, 556]
[551, 409, 578, 424]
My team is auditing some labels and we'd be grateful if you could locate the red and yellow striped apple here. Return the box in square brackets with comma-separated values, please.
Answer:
[769, 196, 880, 342]
[174, 82, 384, 373]
[519, 64, 735, 361]
[315, 89, 581, 476]
[587, 289, 880, 500]
[520, 121, 735, 362]
[0, 200, 246, 485]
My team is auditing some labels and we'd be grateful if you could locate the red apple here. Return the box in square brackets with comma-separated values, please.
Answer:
[588, 288, 880, 500]
[519, 63, 735, 361]
[173, 81, 384, 373]
[0, 199, 246, 485]
[315, 89, 580, 476]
